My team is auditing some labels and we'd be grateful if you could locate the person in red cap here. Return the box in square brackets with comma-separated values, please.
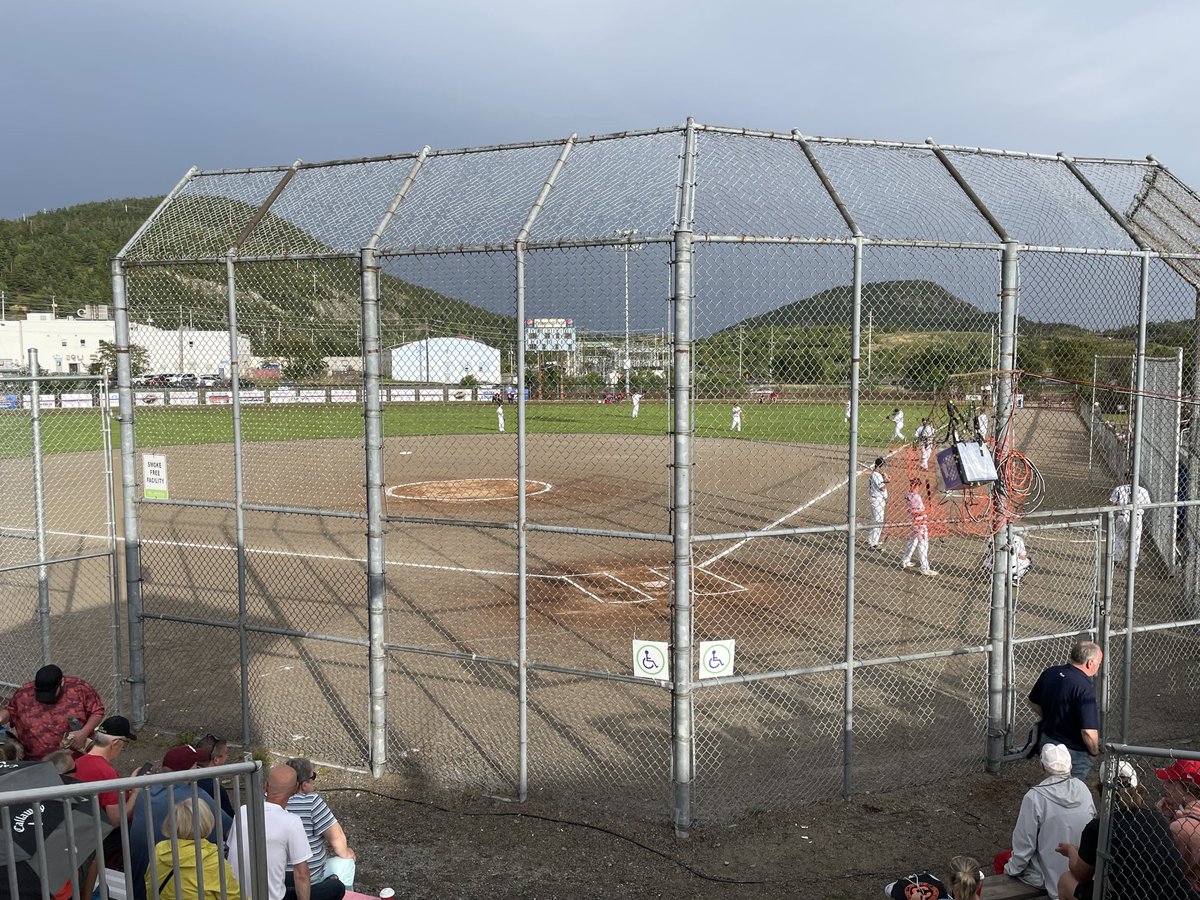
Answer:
[1156, 758, 1200, 894]
[0, 664, 104, 760]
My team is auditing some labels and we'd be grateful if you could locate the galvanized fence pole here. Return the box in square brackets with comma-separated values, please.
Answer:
[987, 240, 1019, 773]
[671, 120, 697, 838]
[1188, 286, 1200, 618]
[28, 349, 51, 665]
[101, 369, 124, 714]
[1120, 252, 1152, 741]
[225, 254, 252, 746]
[111, 260, 145, 724]
[244, 763, 270, 900]
[843, 236, 864, 797]
[360, 247, 387, 777]
[1097, 511, 1115, 733]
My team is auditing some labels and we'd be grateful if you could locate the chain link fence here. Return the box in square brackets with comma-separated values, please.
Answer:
[77, 122, 1200, 831]
[0, 371, 122, 711]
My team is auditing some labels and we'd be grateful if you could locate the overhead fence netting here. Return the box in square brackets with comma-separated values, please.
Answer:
[375, 143, 568, 251]
[690, 130, 851, 239]
[805, 141, 1000, 243]
[527, 130, 684, 242]
[238, 158, 420, 258]
[942, 151, 1141, 250]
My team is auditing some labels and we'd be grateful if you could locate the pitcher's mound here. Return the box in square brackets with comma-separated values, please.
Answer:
[385, 478, 552, 502]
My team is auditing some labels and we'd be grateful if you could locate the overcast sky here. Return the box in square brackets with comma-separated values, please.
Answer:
[2, 0, 1198, 221]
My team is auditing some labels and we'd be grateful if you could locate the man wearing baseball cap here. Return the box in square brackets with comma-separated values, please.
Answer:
[127, 743, 227, 900]
[1156, 758, 1200, 895]
[0, 664, 104, 760]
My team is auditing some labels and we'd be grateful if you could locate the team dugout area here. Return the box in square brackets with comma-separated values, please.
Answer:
[8, 122, 1198, 834]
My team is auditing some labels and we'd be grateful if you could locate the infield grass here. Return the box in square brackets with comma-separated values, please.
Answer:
[0, 400, 931, 457]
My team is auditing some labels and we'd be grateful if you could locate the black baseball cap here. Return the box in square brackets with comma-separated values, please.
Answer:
[96, 716, 137, 741]
[34, 665, 63, 704]
[875, 457, 885, 468]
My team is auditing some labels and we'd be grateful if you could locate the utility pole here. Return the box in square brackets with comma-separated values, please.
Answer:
[614, 228, 641, 397]
[867, 309, 873, 381]
[738, 324, 744, 381]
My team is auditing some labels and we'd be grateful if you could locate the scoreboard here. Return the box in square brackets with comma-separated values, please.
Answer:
[524, 318, 577, 352]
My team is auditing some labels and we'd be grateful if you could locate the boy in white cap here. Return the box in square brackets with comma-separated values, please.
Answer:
[867, 457, 888, 551]
[887, 408, 905, 440]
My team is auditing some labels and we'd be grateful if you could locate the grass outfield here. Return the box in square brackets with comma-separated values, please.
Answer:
[0, 401, 931, 457]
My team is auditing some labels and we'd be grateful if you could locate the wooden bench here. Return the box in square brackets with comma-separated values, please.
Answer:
[982, 874, 1045, 899]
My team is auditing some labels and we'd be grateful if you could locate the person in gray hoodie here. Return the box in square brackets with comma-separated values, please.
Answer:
[1004, 743, 1096, 899]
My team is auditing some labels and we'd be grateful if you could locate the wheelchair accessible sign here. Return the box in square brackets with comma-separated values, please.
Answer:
[698, 640, 735, 679]
[632, 639, 736, 680]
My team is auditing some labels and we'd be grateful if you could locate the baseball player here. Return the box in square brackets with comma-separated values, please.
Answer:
[982, 533, 1032, 582]
[867, 457, 888, 550]
[844, 399, 852, 423]
[730, 404, 742, 433]
[900, 479, 937, 576]
[631, 392, 642, 418]
[887, 408, 905, 441]
[1110, 482, 1151, 566]
[915, 417, 937, 470]
[496, 398, 505, 433]
[976, 409, 990, 442]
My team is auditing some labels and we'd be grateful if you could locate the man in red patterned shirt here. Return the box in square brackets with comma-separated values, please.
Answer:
[0, 664, 104, 760]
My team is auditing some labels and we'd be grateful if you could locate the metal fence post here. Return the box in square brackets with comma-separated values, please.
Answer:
[987, 240, 1019, 773]
[244, 764, 270, 900]
[671, 120, 697, 838]
[225, 254, 252, 747]
[360, 247, 387, 777]
[28, 349, 51, 665]
[515, 245, 530, 800]
[1120, 252, 1151, 742]
[111, 260, 146, 725]
[100, 370, 124, 714]
[843, 236, 864, 797]
[1098, 511, 1115, 734]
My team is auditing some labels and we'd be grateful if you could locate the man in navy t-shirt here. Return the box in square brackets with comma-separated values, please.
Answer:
[1028, 640, 1103, 780]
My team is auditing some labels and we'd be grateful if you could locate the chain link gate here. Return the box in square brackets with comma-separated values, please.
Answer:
[0, 369, 124, 712]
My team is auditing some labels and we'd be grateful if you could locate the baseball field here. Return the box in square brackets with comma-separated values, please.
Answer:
[2, 396, 1194, 821]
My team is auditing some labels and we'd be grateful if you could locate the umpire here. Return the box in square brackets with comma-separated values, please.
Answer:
[1028, 640, 1103, 780]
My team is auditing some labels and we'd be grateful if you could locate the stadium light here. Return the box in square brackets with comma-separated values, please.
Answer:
[614, 229, 641, 397]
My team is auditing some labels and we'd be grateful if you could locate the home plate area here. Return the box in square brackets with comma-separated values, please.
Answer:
[554, 565, 748, 605]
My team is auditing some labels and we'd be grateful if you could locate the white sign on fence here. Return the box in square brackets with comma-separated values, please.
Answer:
[271, 389, 298, 404]
[169, 391, 199, 406]
[331, 389, 357, 403]
[632, 640, 669, 681]
[135, 391, 165, 407]
[298, 389, 326, 404]
[697, 640, 735, 680]
[60, 393, 94, 409]
[142, 454, 169, 500]
[390, 389, 416, 402]
[419, 389, 444, 402]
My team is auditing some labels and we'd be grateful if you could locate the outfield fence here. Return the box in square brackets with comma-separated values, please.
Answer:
[7, 123, 1200, 832]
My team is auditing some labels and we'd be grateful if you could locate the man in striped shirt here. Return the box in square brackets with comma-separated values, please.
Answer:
[285, 758, 356, 900]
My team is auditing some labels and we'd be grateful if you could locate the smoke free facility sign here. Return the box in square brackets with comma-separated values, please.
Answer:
[142, 454, 169, 500]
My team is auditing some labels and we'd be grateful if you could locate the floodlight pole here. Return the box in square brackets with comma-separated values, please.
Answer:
[615, 229, 640, 397]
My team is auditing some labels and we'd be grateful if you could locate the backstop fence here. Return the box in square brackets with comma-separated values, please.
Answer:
[6, 122, 1200, 832]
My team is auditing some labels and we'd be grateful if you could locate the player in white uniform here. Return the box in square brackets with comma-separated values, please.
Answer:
[730, 404, 742, 432]
[900, 480, 936, 575]
[496, 400, 505, 433]
[887, 408, 905, 441]
[867, 457, 888, 550]
[631, 392, 642, 418]
[844, 399, 852, 423]
[915, 417, 937, 470]
[1110, 482, 1151, 566]
[982, 533, 1031, 582]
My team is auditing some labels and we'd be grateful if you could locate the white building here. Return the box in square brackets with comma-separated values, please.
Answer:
[0, 312, 249, 376]
[390, 337, 501, 384]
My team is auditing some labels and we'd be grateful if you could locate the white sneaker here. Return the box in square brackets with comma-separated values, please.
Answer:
[901, 560, 916, 569]
[920, 569, 938, 577]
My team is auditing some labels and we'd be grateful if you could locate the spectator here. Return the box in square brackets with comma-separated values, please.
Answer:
[1003, 743, 1095, 898]
[0, 665, 104, 760]
[884, 857, 983, 898]
[1057, 759, 1197, 900]
[1156, 758, 1200, 895]
[195, 733, 235, 817]
[228, 765, 311, 900]
[285, 759, 354, 900]
[946, 856, 984, 899]
[147, 798, 240, 900]
[74, 716, 143, 826]
[1028, 641, 1103, 780]
[129, 745, 228, 900]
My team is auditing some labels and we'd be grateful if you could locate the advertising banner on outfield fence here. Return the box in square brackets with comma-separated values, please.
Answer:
[206, 392, 232, 405]
[60, 393, 94, 409]
[142, 454, 169, 499]
[389, 389, 416, 402]
[0, 394, 18, 409]
[298, 389, 325, 403]
[271, 389, 298, 403]
[169, 391, 199, 406]
[135, 391, 165, 406]
[448, 390, 469, 402]
[331, 389, 356, 403]
[241, 389, 265, 404]
[419, 389, 443, 402]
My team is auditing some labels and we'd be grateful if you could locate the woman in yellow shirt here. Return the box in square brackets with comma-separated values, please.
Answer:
[146, 798, 240, 900]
